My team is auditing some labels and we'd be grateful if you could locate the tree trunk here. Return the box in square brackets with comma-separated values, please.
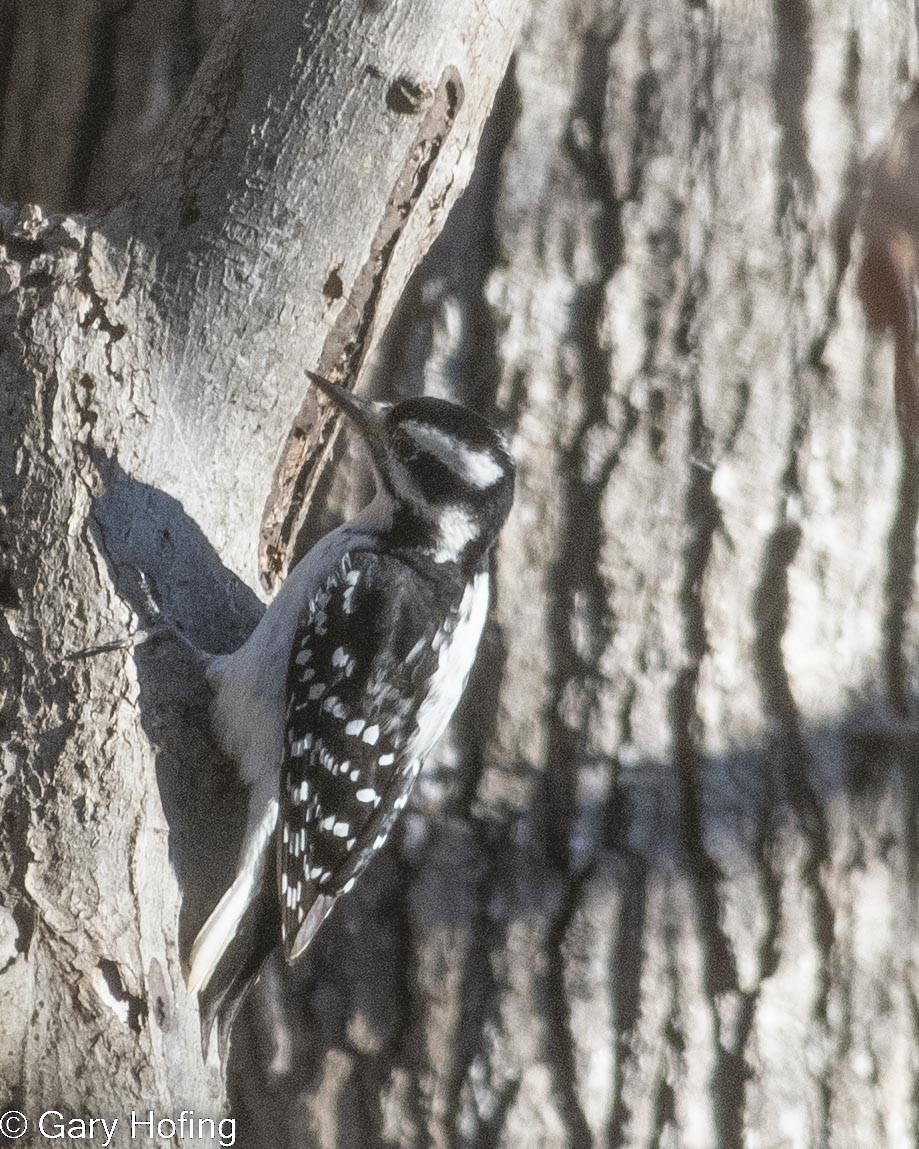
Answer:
[0, 0, 524, 1137]
[3, 0, 919, 1147]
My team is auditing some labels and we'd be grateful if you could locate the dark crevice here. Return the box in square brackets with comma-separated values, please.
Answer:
[621, 67, 661, 205]
[647, 917, 681, 1149]
[389, 838, 432, 1148]
[0, 569, 19, 609]
[0, 0, 17, 171]
[470, 1075, 521, 1149]
[663, 13, 750, 1139]
[753, 432, 835, 1145]
[450, 57, 521, 415]
[451, 612, 508, 821]
[543, 22, 626, 875]
[173, 0, 206, 101]
[369, 55, 521, 414]
[446, 827, 511, 1149]
[98, 957, 147, 1033]
[718, 796, 783, 1139]
[908, 984, 919, 1148]
[605, 861, 647, 1149]
[772, 0, 816, 210]
[541, 871, 594, 1149]
[2, 785, 36, 956]
[753, 443, 833, 892]
[70, 6, 122, 210]
[671, 388, 748, 1147]
[883, 446, 919, 719]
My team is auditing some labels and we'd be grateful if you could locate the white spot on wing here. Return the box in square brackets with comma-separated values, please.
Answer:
[362, 724, 380, 745]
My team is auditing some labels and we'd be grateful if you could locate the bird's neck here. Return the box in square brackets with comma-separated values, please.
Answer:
[356, 489, 488, 578]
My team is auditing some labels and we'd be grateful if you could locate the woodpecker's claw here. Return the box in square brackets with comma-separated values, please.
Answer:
[62, 563, 204, 664]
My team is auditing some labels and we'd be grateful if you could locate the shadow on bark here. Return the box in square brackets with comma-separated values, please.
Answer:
[64, 463, 919, 1149]
[85, 451, 260, 981]
[217, 699, 919, 1149]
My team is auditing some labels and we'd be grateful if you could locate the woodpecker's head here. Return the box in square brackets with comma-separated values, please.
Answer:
[308, 372, 515, 566]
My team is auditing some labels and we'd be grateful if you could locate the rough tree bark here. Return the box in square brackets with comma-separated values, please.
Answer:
[0, 0, 524, 1138]
[4, 1, 919, 1148]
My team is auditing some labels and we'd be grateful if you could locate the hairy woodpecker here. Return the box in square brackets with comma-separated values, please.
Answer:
[186, 372, 515, 1040]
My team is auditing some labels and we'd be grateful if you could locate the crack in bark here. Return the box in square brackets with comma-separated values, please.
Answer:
[651, 12, 753, 1141]
[772, 0, 815, 207]
[753, 430, 835, 1142]
[883, 445, 919, 718]
[386, 836, 430, 1147]
[444, 827, 505, 1149]
[605, 862, 647, 1149]
[542, 20, 626, 873]
[0, 0, 16, 172]
[542, 869, 594, 1149]
[671, 387, 751, 1148]
[172, 0, 207, 108]
[259, 68, 465, 592]
[98, 957, 147, 1033]
[647, 911, 681, 1149]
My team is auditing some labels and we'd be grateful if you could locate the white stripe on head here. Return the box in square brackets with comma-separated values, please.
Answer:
[401, 420, 504, 489]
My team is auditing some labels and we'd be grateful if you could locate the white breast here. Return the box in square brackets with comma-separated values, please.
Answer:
[406, 570, 490, 764]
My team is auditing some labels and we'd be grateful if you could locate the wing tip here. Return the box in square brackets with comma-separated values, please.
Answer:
[285, 893, 337, 964]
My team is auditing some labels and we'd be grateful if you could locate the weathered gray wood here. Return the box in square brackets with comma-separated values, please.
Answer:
[0, 0, 524, 1136]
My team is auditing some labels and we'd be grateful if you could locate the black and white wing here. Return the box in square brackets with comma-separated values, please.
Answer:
[279, 550, 468, 961]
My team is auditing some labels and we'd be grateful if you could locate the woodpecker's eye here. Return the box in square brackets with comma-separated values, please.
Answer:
[389, 426, 420, 464]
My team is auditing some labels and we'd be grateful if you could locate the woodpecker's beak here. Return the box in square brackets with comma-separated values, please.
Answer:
[306, 372, 389, 449]
[305, 374, 390, 468]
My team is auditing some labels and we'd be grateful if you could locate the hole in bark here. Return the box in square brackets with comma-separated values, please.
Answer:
[323, 267, 344, 302]
[387, 76, 431, 114]
[98, 958, 147, 1033]
[0, 571, 19, 609]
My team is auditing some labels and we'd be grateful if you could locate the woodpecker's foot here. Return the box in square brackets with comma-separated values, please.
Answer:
[63, 564, 209, 666]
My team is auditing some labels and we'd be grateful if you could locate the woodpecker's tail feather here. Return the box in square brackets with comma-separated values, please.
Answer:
[187, 799, 278, 996]
[187, 870, 259, 996]
[197, 889, 280, 1068]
